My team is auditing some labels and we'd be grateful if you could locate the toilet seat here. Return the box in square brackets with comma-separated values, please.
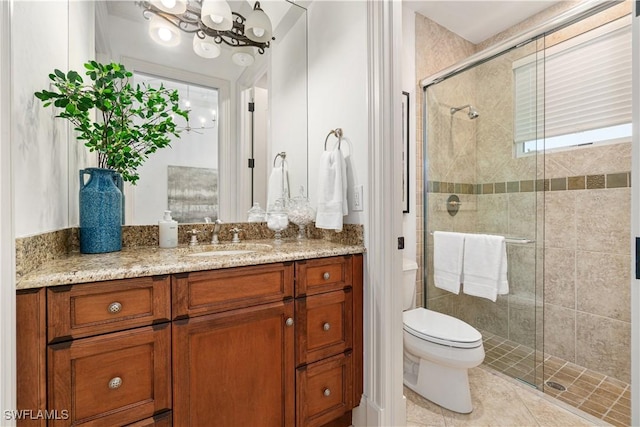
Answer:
[403, 308, 482, 349]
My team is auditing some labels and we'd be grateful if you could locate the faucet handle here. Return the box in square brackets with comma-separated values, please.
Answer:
[187, 229, 200, 246]
[231, 227, 242, 243]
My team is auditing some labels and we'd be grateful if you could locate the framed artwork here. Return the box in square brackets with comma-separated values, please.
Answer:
[168, 165, 218, 223]
[402, 91, 410, 213]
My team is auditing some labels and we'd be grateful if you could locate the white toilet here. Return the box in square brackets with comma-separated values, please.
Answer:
[402, 258, 485, 414]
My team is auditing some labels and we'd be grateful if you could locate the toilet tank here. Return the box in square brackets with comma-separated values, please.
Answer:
[402, 258, 419, 310]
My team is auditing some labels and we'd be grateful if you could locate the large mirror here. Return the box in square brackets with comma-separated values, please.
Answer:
[95, 0, 308, 224]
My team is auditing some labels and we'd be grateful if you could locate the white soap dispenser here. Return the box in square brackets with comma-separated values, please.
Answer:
[159, 210, 178, 248]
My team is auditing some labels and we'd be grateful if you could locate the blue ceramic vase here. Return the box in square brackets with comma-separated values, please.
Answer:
[79, 168, 122, 254]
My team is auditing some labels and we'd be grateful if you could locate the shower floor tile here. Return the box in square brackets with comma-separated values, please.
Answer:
[481, 331, 630, 427]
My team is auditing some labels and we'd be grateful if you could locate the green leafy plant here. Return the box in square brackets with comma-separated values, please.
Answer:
[35, 61, 189, 184]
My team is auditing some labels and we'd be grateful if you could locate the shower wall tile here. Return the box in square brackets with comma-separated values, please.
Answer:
[544, 303, 576, 364]
[507, 245, 536, 300]
[576, 188, 630, 255]
[544, 191, 576, 250]
[576, 251, 631, 322]
[544, 248, 576, 310]
[472, 296, 509, 338]
[477, 194, 509, 235]
[508, 295, 537, 348]
[508, 193, 536, 240]
[576, 312, 630, 383]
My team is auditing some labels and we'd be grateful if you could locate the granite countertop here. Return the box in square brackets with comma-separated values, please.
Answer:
[16, 239, 366, 290]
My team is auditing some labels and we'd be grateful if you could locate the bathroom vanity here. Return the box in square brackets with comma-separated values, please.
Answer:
[16, 239, 364, 427]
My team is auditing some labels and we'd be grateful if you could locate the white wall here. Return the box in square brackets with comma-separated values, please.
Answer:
[12, 1, 70, 237]
[307, 1, 368, 226]
[0, 0, 15, 422]
[401, 5, 417, 266]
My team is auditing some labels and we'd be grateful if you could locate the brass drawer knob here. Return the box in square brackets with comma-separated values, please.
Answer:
[286, 317, 294, 327]
[108, 377, 123, 390]
[108, 302, 122, 314]
[323, 272, 330, 280]
[323, 388, 331, 397]
[323, 322, 331, 331]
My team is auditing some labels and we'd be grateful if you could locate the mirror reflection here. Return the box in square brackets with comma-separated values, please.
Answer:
[96, 0, 308, 224]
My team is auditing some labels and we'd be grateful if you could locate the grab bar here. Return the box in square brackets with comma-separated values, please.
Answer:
[429, 231, 535, 245]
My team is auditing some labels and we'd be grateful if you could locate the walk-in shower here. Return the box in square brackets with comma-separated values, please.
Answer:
[418, 1, 632, 424]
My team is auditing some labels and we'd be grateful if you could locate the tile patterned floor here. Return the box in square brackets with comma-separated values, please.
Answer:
[481, 332, 631, 427]
[406, 366, 607, 427]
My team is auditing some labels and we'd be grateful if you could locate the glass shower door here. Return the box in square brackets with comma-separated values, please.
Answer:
[422, 37, 545, 389]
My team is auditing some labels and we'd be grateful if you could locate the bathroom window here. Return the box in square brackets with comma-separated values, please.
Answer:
[513, 16, 631, 156]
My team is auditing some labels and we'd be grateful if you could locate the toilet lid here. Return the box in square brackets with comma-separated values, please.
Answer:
[403, 308, 483, 349]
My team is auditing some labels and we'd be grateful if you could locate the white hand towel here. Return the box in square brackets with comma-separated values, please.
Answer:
[266, 164, 289, 211]
[462, 233, 509, 302]
[433, 231, 465, 294]
[315, 148, 348, 231]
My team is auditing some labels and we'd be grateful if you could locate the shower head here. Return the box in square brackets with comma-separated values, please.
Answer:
[450, 104, 479, 120]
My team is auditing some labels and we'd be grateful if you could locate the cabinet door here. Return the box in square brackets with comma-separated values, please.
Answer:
[173, 300, 295, 427]
[47, 325, 171, 427]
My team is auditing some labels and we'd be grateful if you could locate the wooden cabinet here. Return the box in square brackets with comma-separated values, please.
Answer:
[173, 300, 295, 427]
[16, 254, 363, 427]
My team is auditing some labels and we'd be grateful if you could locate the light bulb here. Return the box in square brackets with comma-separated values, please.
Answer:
[252, 27, 265, 38]
[210, 14, 224, 24]
[232, 51, 254, 66]
[184, 100, 191, 108]
[158, 27, 173, 42]
[149, 16, 181, 47]
[161, 0, 176, 8]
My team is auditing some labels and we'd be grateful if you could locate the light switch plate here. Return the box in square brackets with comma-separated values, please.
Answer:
[353, 185, 363, 211]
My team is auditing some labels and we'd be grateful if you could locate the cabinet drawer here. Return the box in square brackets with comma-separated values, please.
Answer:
[296, 353, 353, 427]
[295, 256, 352, 297]
[172, 263, 294, 318]
[48, 325, 171, 427]
[296, 290, 353, 366]
[47, 276, 171, 342]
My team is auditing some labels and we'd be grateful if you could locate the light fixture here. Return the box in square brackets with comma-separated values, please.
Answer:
[244, 2, 272, 43]
[139, 0, 274, 64]
[193, 34, 221, 59]
[148, 15, 181, 47]
[232, 46, 255, 66]
[150, 0, 187, 14]
[200, 0, 232, 31]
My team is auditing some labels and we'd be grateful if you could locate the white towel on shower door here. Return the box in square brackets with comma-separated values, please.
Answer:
[462, 233, 509, 302]
[433, 231, 465, 294]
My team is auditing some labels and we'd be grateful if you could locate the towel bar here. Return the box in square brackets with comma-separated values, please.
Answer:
[429, 231, 535, 245]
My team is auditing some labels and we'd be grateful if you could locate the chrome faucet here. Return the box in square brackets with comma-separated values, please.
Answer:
[211, 219, 223, 244]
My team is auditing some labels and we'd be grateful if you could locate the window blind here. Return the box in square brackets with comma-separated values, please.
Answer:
[514, 18, 631, 144]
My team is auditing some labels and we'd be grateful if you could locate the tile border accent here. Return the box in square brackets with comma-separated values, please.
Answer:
[428, 171, 630, 195]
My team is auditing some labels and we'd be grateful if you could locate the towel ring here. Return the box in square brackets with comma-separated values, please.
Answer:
[324, 128, 343, 150]
[273, 152, 286, 167]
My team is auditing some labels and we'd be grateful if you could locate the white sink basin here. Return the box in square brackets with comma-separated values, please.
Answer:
[188, 250, 256, 257]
